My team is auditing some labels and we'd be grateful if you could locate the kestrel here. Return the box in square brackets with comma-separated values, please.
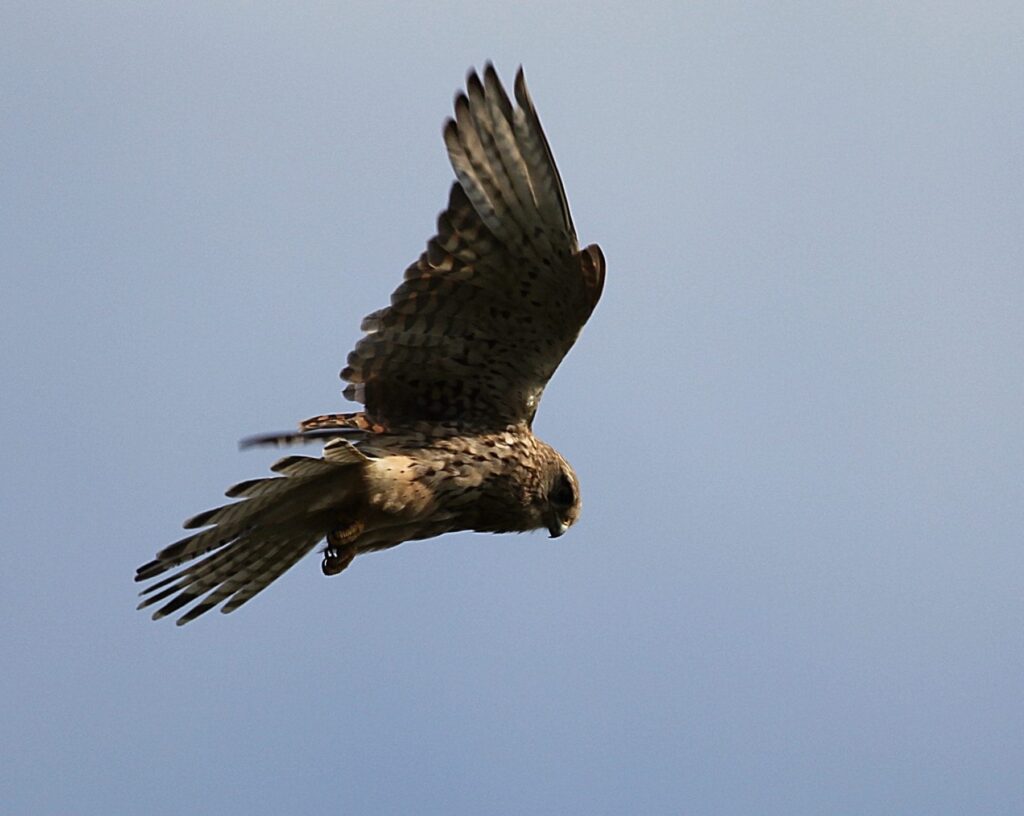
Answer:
[136, 65, 605, 624]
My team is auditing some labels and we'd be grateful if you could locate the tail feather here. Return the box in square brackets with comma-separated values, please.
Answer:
[224, 476, 286, 499]
[217, 531, 318, 614]
[163, 530, 320, 626]
[270, 454, 348, 478]
[156, 456, 352, 566]
[139, 530, 271, 613]
[137, 453, 367, 624]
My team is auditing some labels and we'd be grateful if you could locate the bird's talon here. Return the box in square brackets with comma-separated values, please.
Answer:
[322, 519, 364, 576]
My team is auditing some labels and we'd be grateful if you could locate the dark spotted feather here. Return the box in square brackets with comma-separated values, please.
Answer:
[341, 65, 604, 428]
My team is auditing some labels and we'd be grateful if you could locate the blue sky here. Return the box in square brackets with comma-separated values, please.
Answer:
[3, 3, 1022, 814]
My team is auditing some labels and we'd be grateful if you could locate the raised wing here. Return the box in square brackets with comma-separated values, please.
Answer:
[342, 65, 604, 428]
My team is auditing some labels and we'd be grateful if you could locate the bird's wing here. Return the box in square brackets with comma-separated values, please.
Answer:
[342, 64, 604, 428]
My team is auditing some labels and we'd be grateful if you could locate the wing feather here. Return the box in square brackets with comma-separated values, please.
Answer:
[343, 64, 603, 427]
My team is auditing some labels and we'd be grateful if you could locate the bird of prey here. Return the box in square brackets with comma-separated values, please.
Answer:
[136, 64, 605, 624]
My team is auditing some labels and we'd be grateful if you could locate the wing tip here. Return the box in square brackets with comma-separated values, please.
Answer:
[513, 66, 531, 110]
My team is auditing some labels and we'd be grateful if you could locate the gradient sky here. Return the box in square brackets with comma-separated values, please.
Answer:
[3, 3, 1023, 814]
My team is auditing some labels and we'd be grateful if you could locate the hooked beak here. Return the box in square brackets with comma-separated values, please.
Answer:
[548, 520, 569, 539]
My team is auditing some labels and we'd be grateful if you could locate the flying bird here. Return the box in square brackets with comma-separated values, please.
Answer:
[136, 65, 605, 624]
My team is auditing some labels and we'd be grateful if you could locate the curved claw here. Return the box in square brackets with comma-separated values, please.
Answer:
[322, 519, 365, 576]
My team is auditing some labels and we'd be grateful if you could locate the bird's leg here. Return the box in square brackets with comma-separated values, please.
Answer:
[322, 519, 364, 576]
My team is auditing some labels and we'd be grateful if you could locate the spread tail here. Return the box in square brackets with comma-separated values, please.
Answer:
[137, 444, 369, 625]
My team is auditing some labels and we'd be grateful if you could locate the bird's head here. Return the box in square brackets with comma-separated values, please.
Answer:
[540, 452, 581, 538]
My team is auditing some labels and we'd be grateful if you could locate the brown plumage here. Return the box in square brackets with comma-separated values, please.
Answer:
[136, 64, 604, 624]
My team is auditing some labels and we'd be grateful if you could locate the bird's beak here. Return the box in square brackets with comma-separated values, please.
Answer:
[548, 520, 569, 538]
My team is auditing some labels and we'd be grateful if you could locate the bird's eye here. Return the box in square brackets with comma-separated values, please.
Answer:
[550, 476, 575, 508]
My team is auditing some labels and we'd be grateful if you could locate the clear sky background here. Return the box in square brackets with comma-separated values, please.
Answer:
[3, 3, 1022, 814]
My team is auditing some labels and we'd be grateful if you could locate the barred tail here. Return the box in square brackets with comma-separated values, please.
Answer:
[136, 447, 367, 625]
